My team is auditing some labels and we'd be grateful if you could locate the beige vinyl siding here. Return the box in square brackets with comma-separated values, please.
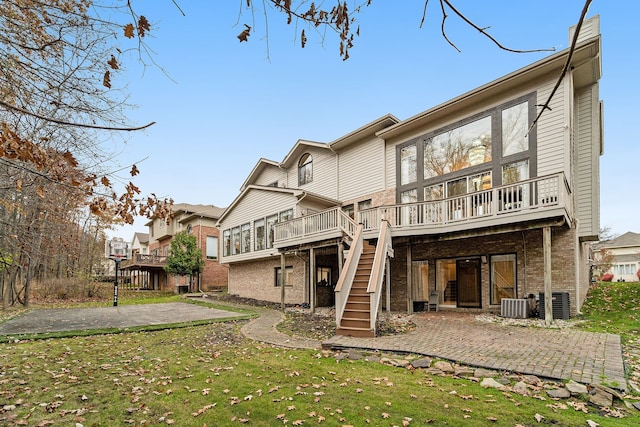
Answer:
[254, 165, 286, 187]
[574, 84, 600, 238]
[219, 189, 296, 263]
[337, 138, 385, 200]
[536, 77, 568, 178]
[570, 15, 599, 44]
[286, 147, 337, 198]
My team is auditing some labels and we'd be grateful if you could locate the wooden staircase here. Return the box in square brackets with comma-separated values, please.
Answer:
[336, 241, 376, 337]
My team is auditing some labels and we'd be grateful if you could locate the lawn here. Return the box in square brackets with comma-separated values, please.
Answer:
[0, 287, 639, 426]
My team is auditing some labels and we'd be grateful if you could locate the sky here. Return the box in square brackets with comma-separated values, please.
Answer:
[107, 0, 639, 240]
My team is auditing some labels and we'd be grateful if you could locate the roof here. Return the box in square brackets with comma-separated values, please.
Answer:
[217, 185, 340, 224]
[133, 232, 149, 244]
[329, 114, 399, 151]
[376, 33, 601, 143]
[144, 203, 226, 226]
[280, 139, 331, 168]
[240, 158, 281, 191]
[594, 232, 640, 250]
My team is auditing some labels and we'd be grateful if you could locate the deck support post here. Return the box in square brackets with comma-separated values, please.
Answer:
[543, 226, 553, 326]
[309, 247, 316, 312]
[280, 253, 286, 311]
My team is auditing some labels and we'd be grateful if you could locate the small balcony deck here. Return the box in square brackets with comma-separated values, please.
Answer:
[273, 173, 571, 247]
[120, 254, 168, 270]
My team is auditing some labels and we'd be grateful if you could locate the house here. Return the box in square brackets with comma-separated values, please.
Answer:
[592, 232, 640, 282]
[216, 16, 603, 336]
[121, 203, 228, 293]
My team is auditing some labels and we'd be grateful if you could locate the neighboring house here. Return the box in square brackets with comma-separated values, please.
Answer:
[132, 232, 149, 255]
[121, 203, 228, 293]
[592, 232, 640, 282]
[217, 17, 603, 335]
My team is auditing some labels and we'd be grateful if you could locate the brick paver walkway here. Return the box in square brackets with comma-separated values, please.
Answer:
[323, 312, 626, 391]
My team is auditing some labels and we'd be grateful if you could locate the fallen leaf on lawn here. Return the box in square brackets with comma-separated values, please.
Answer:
[381, 413, 390, 418]
[292, 420, 304, 426]
[288, 405, 296, 411]
[486, 416, 497, 422]
[586, 420, 599, 427]
[534, 413, 544, 423]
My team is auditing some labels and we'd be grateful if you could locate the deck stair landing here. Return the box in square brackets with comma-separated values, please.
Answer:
[336, 241, 376, 337]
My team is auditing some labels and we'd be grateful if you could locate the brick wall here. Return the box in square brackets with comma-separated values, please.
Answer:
[192, 224, 228, 290]
[228, 255, 306, 304]
[387, 225, 583, 314]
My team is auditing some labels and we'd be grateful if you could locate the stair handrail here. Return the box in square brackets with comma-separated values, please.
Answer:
[367, 219, 394, 331]
[338, 209, 358, 239]
[334, 223, 363, 326]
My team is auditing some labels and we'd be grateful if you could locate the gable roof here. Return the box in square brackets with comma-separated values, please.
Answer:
[280, 139, 331, 168]
[329, 114, 399, 151]
[133, 232, 149, 244]
[217, 184, 340, 224]
[240, 158, 281, 191]
[595, 232, 640, 250]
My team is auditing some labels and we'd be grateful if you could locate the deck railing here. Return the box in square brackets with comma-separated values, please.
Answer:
[272, 173, 570, 246]
[274, 207, 357, 244]
[359, 173, 570, 232]
[120, 253, 168, 268]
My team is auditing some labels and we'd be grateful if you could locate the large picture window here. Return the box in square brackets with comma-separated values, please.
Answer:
[223, 230, 230, 257]
[396, 93, 535, 204]
[490, 254, 516, 305]
[424, 116, 492, 179]
[266, 214, 278, 249]
[241, 223, 251, 253]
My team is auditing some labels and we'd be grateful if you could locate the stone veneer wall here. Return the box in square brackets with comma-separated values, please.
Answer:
[228, 255, 306, 304]
[387, 224, 585, 315]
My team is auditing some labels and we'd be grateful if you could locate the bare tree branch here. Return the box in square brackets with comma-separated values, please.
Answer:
[0, 100, 155, 131]
[528, 0, 593, 135]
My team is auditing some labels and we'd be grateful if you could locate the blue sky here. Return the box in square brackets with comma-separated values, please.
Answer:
[109, 1, 639, 240]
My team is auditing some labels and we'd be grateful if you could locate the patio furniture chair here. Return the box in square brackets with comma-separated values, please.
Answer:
[427, 290, 439, 312]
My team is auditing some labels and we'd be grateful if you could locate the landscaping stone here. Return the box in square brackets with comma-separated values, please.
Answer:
[566, 380, 588, 395]
[364, 354, 381, 363]
[433, 361, 454, 373]
[547, 388, 571, 399]
[512, 381, 530, 395]
[521, 374, 542, 385]
[481, 378, 505, 389]
[632, 401, 640, 411]
[453, 366, 475, 376]
[589, 388, 613, 407]
[411, 357, 432, 369]
[495, 377, 511, 386]
[347, 349, 362, 360]
[474, 368, 498, 378]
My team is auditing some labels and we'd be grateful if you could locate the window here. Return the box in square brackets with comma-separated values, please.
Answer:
[317, 267, 332, 287]
[298, 154, 313, 186]
[342, 204, 354, 219]
[358, 199, 372, 211]
[400, 144, 417, 184]
[613, 264, 636, 275]
[254, 219, 265, 251]
[186, 224, 193, 234]
[241, 223, 251, 253]
[275, 266, 294, 287]
[502, 102, 528, 156]
[231, 226, 241, 255]
[279, 209, 293, 223]
[206, 236, 218, 260]
[502, 160, 529, 184]
[223, 230, 231, 256]
[424, 116, 492, 179]
[266, 214, 278, 249]
[491, 254, 516, 305]
[396, 93, 535, 204]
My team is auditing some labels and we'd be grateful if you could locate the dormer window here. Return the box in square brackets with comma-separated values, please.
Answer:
[298, 153, 313, 186]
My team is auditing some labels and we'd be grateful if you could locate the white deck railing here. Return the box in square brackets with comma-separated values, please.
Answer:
[359, 173, 570, 232]
[367, 220, 393, 331]
[272, 173, 570, 246]
[334, 224, 364, 326]
[274, 207, 357, 244]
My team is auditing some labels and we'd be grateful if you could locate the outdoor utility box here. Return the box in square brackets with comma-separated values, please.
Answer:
[538, 292, 570, 320]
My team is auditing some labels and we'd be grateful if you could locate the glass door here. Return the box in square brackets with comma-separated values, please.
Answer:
[456, 259, 481, 308]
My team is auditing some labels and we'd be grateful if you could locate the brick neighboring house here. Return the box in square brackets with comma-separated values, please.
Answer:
[121, 203, 228, 293]
[592, 232, 640, 282]
[216, 17, 603, 336]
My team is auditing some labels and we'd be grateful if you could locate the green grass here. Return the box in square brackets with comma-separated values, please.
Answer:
[1, 325, 636, 426]
[1, 288, 639, 425]
[579, 281, 640, 340]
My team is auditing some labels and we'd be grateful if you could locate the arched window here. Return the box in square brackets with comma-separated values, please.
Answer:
[298, 153, 313, 186]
